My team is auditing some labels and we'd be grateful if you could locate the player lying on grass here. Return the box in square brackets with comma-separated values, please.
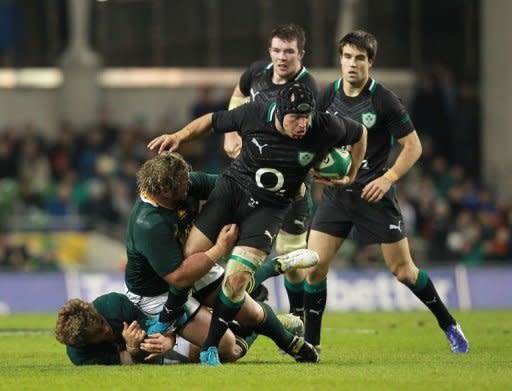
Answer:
[55, 292, 241, 365]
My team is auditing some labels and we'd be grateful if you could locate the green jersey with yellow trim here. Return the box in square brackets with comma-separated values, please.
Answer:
[124, 172, 217, 296]
[66, 292, 146, 365]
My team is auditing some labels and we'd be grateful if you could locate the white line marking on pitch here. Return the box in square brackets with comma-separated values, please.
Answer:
[0, 329, 53, 336]
[323, 328, 377, 334]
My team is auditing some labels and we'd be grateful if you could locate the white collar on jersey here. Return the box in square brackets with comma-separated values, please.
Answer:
[139, 193, 158, 207]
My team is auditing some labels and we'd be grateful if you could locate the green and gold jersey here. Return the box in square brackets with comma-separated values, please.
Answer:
[66, 293, 147, 365]
[124, 172, 217, 296]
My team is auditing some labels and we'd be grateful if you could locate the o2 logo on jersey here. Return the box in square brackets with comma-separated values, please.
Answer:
[361, 112, 377, 128]
[255, 168, 285, 192]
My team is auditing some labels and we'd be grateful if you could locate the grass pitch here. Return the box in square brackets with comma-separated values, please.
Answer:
[0, 310, 511, 390]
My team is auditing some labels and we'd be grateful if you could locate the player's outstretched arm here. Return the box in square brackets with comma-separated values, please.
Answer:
[148, 113, 214, 154]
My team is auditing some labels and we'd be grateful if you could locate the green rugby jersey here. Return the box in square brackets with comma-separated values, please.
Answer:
[66, 292, 146, 365]
[124, 172, 217, 296]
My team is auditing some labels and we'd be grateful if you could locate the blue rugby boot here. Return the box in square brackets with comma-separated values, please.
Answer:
[444, 324, 469, 353]
[200, 346, 221, 366]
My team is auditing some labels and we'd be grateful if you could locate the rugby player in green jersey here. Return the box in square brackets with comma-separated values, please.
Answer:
[55, 292, 245, 365]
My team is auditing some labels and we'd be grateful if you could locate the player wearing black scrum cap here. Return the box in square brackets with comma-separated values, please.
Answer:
[148, 82, 367, 365]
[224, 24, 320, 319]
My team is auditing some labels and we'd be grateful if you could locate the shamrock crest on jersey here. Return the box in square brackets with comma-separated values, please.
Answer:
[361, 112, 377, 128]
[298, 151, 315, 166]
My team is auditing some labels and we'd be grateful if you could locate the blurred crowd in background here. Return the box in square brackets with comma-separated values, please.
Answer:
[1, 64, 510, 272]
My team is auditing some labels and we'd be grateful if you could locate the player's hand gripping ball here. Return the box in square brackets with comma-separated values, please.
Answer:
[314, 148, 352, 179]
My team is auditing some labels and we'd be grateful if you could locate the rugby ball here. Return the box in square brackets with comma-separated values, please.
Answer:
[314, 148, 352, 179]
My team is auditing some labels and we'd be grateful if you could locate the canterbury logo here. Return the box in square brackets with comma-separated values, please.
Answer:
[251, 137, 268, 154]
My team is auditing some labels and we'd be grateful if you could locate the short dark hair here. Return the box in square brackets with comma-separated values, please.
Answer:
[338, 30, 378, 63]
[270, 23, 306, 52]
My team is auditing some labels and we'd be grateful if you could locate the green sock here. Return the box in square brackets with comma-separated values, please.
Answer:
[251, 258, 280, 292]
[408, 269, 456, 330]
[202, 290, 244, 350]
[254, 302, 294, 351]
[304, 279, 327, 346]
[158, 286, 190, 322]
[284, 279, 305, 319]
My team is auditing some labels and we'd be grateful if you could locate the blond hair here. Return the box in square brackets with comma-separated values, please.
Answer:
[55, 299, 105, 347]
[136, 152, 190, 196]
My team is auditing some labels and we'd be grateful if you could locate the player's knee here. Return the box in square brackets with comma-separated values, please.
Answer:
[228, 272, 250, 293]
[275, 231, 307, 255]
[285, 268, 305, 282]
[217, 332, 239, 363]
[391, 262, 418, 285]
[307, 262, 329, 283]
[222, 247, 264, 301]
[222, 273, 248, 302]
